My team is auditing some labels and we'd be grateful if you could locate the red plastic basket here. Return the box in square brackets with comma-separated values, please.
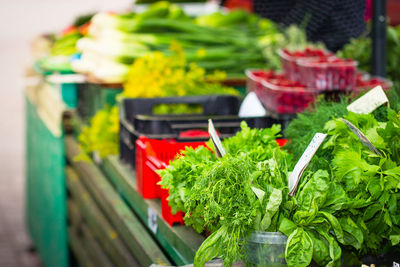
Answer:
[246, 69, 317, 115]
[135, 137, 206, 225]
[297, 58, 358, 91]
[278, 48, 334, 82]
[353, 72, 393, 96]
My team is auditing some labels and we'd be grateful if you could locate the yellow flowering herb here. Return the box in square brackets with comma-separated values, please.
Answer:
[75, 106, 120, 161]
[123, 44, 237, 98]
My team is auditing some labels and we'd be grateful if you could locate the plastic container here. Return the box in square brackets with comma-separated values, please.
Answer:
[278, 48, 334, 82]
[135, 137, 205, 198]
[247, 69, 316, 116]
[353, 72, 393, 96]
[246, 69, 275, 94]
[159, 188, 185, 226]
[135, 137, 205, 225]
[120, 95, 280, 168]
[297, 58, 358, 92]
[256, 75, 316, 116]
[260, 80, 316, 115]
[246, 231, 287, 266]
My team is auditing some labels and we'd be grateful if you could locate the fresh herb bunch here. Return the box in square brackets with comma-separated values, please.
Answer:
[284, 89, 400, 169]
[158, 145, 215, 218]
[123, 43, 238, 98]
[319, 110, 400, 257]
[159, 100, 400, 266]
[268, 107, 400, 265]
[158, 122, 290, 265]
[76, 106, 119, 161]
[284, 96, 349, 164]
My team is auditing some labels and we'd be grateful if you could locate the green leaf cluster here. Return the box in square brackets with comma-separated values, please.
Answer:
[159, 94, 400, 266]
[337, 24, 400, 82]
[158, 122, 290, 266]
[76, 106, 119, 161]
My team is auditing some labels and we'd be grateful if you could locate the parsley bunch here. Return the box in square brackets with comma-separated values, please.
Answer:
[158, 122, 290, 265]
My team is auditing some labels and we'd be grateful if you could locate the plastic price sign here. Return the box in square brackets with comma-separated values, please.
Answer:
[208, 119, 226, 158]
[347, 85, 389, 114]
[148, 206, 158, 234]
[288, 133, 327, 196]
[341, 118, 382, 156]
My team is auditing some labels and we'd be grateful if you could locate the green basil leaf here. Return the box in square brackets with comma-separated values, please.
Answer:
[285, 228, 313, 267]
[320, 211, 345, 244]
[390, 235, 400, 246]
[339, 217, 364, 250]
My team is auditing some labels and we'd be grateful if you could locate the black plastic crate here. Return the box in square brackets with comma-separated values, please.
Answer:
[119, 95, 291, 169]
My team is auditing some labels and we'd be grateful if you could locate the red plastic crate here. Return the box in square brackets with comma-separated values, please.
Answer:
[135, 137, 205, 225]
[278, 48, 334, 82]
[297, 58, 358, 91]
[159, 187, 185, 226]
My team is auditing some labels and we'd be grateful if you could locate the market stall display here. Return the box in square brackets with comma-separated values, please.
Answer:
[25, 2, 400, 267]
[158, 90, 400, 266]
[73, 2, 281, 83]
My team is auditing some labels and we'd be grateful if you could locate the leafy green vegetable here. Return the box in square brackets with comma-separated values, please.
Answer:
[284, 96, 349, 170]
[159, 122, 290, 265]
[285, 228, 313, 266]
[337, 24, 400, 81]
[160, 98, 400, 266]
[76, 106, 119, 161]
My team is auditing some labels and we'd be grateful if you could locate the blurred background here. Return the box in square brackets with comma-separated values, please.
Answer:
[0, 1, 128, 266]
[1, 0, 400, 266]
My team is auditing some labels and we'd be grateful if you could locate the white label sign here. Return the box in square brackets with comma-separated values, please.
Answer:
[347, 86, 389, 114]
[148, 207, 158, 234]
[208, 119, 226, 158]
[289, 133, 327, 196]
[238, 92, 267, 118]
[394, 262, 400, 267]
[341, 119, 382, 156]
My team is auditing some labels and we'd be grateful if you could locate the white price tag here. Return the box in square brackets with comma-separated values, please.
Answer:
[208, 119, 226, 158]
[347, 86, 389, 114]
[238, 92, 266, 118]
[394, 262, 400, 267]
[341, 119, 382, 156]
[288, 133, 327, 196]
[148, 207, 158, 234]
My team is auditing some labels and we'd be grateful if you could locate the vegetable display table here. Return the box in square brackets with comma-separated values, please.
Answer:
[25, 68, 207, 266]
[64, 133, 205, 265]
[25, 74, 71, 267]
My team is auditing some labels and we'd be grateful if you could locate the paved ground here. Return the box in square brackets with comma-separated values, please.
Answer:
[0, 1, 129, 266]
